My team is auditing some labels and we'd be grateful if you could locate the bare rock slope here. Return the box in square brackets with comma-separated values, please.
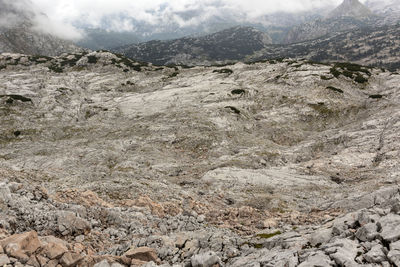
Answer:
[0, 51, 400, 266]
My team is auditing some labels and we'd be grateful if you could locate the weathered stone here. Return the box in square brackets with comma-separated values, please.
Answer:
[298, 251, 334, 267]
[364, 244, 387, 263]
[309, 228, 332, 247]
[123, 247, 159, 263]
[175, 235, 187, 249]
[324, 239, 362, 266]
[27, 254, 41, 267]
[191, 251, 221, 267]
[37, 254, 49, 266]
[378, 214, 400, 242]
[262, 218, 278, 229]
[0, 254, 10, 265]
[1, 231, 41, 263]
[0, 183, 12, 203]
[57, 211, 91, 236]
[42, 242, 68, 259]
[59, 252, 83, 267]
[93, 259, 110, 267]
[130, 258, 148, 266]
[388, 240, 400, 266]
[355, 223, 378, 242]
[44, 259, 59, 267]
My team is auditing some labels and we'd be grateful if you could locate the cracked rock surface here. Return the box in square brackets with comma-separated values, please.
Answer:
[0, 51, 400, 266]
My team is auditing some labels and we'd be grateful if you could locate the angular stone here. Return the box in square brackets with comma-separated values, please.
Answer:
[93, 259, 110, 267]
[355, 223, 378, 242]
[1, 231, 42, 263]
[364, 244, 387, 263]
[324, 239, 362, 266]
[42, 242, 68, 259]
[298, 251, 334, 267]
[27, 254, 41, 267]
[0, 254, 10, 265]
[191, 251, 221, 267]
[59, 252, 83, 267]
[123, 247, 159, 263]
[378, 214, 400, 242]
[0, 183, 12, 203]
[388, 240, 400, 266]
[1, 231, 41, 255]
[37, 254, 49, 266]
[44, 259, 59, 267]
[309, 228, 332, 247]
[57, 211, 91, 236]
[175, 235, 187, 249]
[130, 258, 147, 266]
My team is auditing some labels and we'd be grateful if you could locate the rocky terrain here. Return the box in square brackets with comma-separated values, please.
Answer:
[252, 24, 400, 71]
[284, 0, 377, 44]
[0, 51, 400, 266]
[114, 26, 272, 66]
[365, 0, 400, 24]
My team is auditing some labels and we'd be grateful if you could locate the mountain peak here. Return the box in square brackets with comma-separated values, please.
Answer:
[327, 0, 373, 19]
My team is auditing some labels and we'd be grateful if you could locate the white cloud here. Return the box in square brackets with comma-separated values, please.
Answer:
[24, 0, 368, 39]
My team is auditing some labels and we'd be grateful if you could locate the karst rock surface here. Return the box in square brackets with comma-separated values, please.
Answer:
[0, 51, 400, 266]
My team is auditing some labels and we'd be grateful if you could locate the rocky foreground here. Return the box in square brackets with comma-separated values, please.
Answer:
[0, 51, 400, 266]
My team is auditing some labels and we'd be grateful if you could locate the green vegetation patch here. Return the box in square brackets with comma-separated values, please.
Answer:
[329, 62, 371, 84]
[0, 94, 32, 103]
[231, 89, 246, 95]
[48, 64, 63, 73]
[256, 231, 282, 239]
[354, 74, 368, 84]
[87, 55, 98, 64]
[60, 53, 86, 67]
[213, 68, 233, 75]
[369, 94, 383, 99]
[320, 75, 333, 80]
[330, 67, 341, 78]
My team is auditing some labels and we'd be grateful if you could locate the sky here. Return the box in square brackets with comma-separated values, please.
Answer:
[29, 0, 353, 38]
[6, 0, 370, 40]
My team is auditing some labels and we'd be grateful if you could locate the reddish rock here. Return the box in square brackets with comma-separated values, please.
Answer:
[27, 254, 41, 267]
[42, 242, 68, 259]
[37, 254, 50, 266]
[123, 247, 159, 263]
[60, 252, 84, 267]
[0, 231, 42, 263]
[130, 258, 147, 266]
[44, 259, 59, 267]
[1, 231, 42, 254]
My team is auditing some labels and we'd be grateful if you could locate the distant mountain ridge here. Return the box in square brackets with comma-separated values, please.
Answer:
[252, 23, 400, 71]
[114, 26, 272, 65]
[284, 0, 377, 44]
[327, 0, 373, 18]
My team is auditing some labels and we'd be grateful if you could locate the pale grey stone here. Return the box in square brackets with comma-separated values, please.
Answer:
[309, 228, 333, 247]
[388, 240, 400, 266]
[0, 254, 11, 266]
[191, 251, 221, 267]
[298, 251, 334, 267]
[378, 214, 400, 242]
[355, 223, 378, 242]
[94, 260, 110, 267]
[364, 244, 387, 263]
